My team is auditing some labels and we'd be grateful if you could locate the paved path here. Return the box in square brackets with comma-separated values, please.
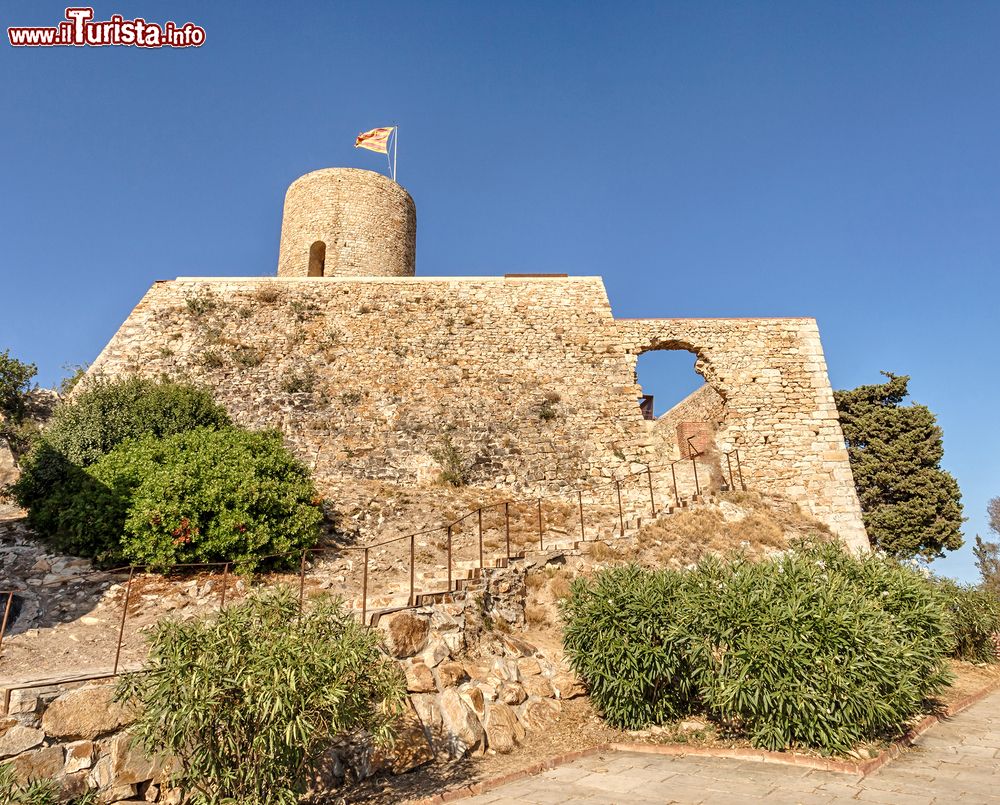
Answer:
[463, 691, 1000, 804]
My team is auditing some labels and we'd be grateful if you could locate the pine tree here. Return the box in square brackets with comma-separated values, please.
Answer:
[834, 373, 964, 559]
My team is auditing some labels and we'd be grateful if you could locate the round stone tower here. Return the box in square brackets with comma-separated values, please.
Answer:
[277, 168, 416, 278]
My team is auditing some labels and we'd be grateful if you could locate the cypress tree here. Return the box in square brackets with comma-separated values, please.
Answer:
[834, 373, 964, 559]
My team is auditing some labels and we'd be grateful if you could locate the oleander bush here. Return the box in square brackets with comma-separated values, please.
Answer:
[57, 427, 322, 570]
[934, 578, 1000, 662]
[688, 544, 951, 752]
[561, 543, 954, 753]
[117, 586, 406, 805]
[561, 564, 698, 728]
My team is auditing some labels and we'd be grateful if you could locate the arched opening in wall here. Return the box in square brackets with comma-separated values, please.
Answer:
[308, 241, 326, 277]
[635, 347, 725, 456]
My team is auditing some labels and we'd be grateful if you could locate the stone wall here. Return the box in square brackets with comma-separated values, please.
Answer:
[0, 677, 173, 802]
[618, 318, 867, 549]
[277, 169, 416, 279]
[0, 565, 579, 800]
[84, 276, 866, 549]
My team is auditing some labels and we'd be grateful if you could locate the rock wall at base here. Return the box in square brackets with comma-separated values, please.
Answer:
[84, 276, 866, 549]
[0, 565, 578, 800]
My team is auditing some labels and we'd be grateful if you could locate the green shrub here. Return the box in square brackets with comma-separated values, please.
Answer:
[561, 565, 698, 728]
[29, 376, 231, 467]
[59, 427, 322, 570]
[9, 377, 232, 552]
[117, 586, 406, 805]
[688, 545, 951, 752]
[935, 578, 1000, 662]
[560, 544, 954, 753]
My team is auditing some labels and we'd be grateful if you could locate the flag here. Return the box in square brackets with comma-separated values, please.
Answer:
[355, 127, 394, 153]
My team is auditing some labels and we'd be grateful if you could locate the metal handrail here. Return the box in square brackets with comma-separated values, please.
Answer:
[0, 447, 749, 676]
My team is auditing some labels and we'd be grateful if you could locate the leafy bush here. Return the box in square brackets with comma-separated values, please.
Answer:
[53, 427, 322, 570]
[42, 376, 231, 466]
[688, 544, 951, 752]
[561, 565, 697, 728]
[117, 586, 406, 805]
[935, 578, 1000, 662]
[9, 377, 232, 556]
[561, 544, 954, 753]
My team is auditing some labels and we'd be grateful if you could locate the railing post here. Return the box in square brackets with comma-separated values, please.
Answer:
[447, 525, 453, 590]
[725, 452, 735, 491]
[219, 563, 230, 611]
[735, 449, 746, 491]
[362, 547, 369, 625]
[298, 550, 307, 614]
[691, 454, 700, 497]
[537, 498, 544, 550]
[0, 591, 14, 659]
[477, 508, 484, 571]
[504, 502, 511, 559]
[113, 566, 136, 676]
[409, 534, 416, 607]
[615, 479, 624, 537]
[578, 490, 586, 542]
[646, 465, 656, 517]
[670, 462, 680, 508]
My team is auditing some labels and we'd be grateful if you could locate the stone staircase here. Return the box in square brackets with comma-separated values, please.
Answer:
[360, 492, 717, 626]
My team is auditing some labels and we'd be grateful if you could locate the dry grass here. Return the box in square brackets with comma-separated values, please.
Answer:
[629, 491, 832, 570]
[525, 604, 551, 627]
[586, 541, 621, 562]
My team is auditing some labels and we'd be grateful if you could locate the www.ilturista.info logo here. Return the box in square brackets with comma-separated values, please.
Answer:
[7, 7, 205, 48]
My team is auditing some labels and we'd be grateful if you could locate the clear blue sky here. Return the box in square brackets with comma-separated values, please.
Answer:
[2, 2, 997, 581]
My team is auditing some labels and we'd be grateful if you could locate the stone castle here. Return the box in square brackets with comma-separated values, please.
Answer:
[86, 167, 868, 550]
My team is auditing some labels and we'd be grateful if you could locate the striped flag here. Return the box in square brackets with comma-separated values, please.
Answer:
[355, 127, 394, 154]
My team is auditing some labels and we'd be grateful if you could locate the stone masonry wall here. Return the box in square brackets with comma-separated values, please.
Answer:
[277, 169, 416, 278]
[618, 318, 867, 550]
[84, 277, 866, 549]
[0, 567, 579, 800]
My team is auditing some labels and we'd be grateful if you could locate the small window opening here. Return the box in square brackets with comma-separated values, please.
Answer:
[308, 241, 326, 277]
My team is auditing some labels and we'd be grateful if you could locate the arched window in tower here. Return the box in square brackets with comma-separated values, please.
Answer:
[308, 241, 326, 277]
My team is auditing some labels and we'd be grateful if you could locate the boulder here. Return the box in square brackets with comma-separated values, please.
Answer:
[420, 635, 450, 668]
[434, 660, 467, 689]
[438, 688, 485, 757]
[42, 684, 132, 740]
[64, 740, 95, 773]
[410, 693, 442, 734]
[517, 657, 543, 677]
[379, 612, 430, 658]
[110, 731, 164, 785]
[458, 683, 486, 720]
[0, 723, 44, 758]
[550, 670, 586, 700]
[522, 675, 554, 699]
[10, 745, 64, 782]
[483, 702, 524, 754]
[403, 659, 437, 693]
[517, 697, 561, 732]
[498, 682, 527, 706]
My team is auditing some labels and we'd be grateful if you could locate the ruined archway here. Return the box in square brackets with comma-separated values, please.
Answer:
[633, 341, 729, 492]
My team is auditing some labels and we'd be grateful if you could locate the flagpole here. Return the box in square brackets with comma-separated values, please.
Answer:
[393, 127, 398, 183]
